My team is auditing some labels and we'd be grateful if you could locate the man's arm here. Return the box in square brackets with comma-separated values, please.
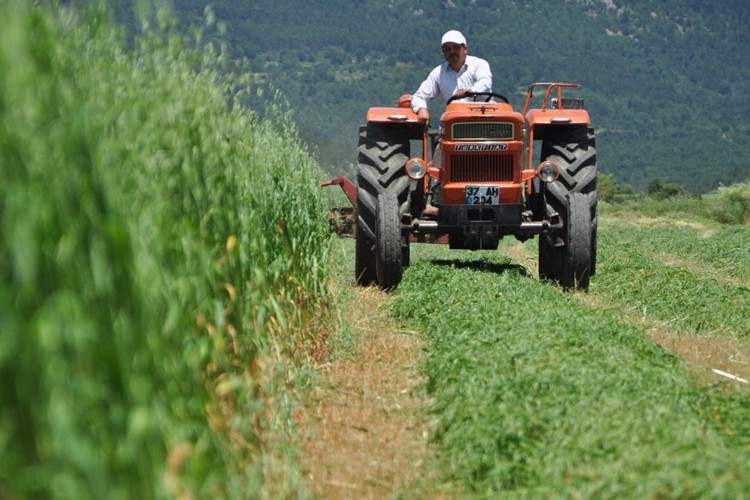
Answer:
[411, 66, 441, 124]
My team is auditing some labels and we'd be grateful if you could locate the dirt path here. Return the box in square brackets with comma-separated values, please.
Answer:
[298, 287, 438, 498]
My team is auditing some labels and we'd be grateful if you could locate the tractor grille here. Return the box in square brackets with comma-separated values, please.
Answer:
[452, 122, 514, 140]
[450, 153, 515, 182]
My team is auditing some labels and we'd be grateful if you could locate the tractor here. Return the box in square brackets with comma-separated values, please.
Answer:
[326, 82, 597, 291]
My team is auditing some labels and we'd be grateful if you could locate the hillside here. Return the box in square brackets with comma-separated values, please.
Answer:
[86, 0, 750, 193]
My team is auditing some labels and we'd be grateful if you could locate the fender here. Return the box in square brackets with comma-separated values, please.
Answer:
[366, 106, 420, 124]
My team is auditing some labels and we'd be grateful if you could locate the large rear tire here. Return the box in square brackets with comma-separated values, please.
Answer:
[375, 192, 403, 290]
[541, 126, 597, 274]
[355, 123, 410, 285]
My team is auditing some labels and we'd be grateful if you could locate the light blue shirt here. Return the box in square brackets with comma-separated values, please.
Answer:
[411, 55, 493, 113]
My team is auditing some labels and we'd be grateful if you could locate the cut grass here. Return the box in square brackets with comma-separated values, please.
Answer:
[593, 220, 750, 338]
[391, 245, 750, 497]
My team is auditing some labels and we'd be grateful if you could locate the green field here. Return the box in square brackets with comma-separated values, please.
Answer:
[390, 211, 750, 497]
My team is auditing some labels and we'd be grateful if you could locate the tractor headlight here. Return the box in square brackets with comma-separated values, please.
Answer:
[405, 158, 427, 180]
[536, 160, 560, 183]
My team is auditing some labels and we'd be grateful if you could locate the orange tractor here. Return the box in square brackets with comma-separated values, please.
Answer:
[325, 83, 597, 291]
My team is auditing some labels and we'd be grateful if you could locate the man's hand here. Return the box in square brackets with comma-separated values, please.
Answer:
[454, 88, 471, 99]
[417, 108, 430, 126]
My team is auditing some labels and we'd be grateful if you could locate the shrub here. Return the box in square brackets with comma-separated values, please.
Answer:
[709, 183, 750, 225]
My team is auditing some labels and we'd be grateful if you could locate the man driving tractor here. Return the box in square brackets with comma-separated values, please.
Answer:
[411, 30, 493, 211]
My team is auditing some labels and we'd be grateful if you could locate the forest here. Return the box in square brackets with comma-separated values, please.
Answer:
[74, 0, 750, 193]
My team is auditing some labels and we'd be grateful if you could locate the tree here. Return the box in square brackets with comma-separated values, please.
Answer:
[598, 173, 618, 202]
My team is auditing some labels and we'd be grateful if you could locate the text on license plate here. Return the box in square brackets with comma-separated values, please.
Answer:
[465, 185, 500, 205]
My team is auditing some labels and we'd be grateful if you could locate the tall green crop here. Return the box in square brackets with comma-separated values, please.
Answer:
[0, 2, 331, 498]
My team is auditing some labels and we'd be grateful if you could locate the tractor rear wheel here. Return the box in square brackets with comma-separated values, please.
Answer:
[355, 123, 410, 285]
[375, 192, 404, 290]
[541, 125, 598, 276]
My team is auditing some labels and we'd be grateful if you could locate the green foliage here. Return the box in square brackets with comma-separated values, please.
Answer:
[0, 2, 330, 498]
[390, 244, 750, 496]
[709, 183, 750, 225]
[647, 178, 691, 200]
[604, 180, 750, 227]
[597, 172, 618, 202]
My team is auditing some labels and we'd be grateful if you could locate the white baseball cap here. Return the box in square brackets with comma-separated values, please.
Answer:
[441, 30, 467, 46]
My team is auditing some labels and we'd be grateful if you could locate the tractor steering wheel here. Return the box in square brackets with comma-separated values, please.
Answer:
[447, 91, 510, 105]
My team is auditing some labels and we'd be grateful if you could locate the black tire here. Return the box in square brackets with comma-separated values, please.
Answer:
[541, 125, 598, 275]
[538, 193, 592, 291]
[563, 193, 592, 290]
[375, 192, 403, 290]
[355, 123, 410, 285]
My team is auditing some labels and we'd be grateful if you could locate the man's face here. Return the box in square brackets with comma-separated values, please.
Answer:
[442, 43, 467, 69]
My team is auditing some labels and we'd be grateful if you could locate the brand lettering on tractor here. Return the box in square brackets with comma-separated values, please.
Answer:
[455, 144, 509, 151]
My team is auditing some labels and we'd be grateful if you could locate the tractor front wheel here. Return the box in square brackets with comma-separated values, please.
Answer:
[539, 192, 592, 290]
[562, 192, 593, 290]
[375, 192, 404, 290]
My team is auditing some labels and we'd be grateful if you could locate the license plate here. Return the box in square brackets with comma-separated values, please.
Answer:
[465, 185, 500, 205]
